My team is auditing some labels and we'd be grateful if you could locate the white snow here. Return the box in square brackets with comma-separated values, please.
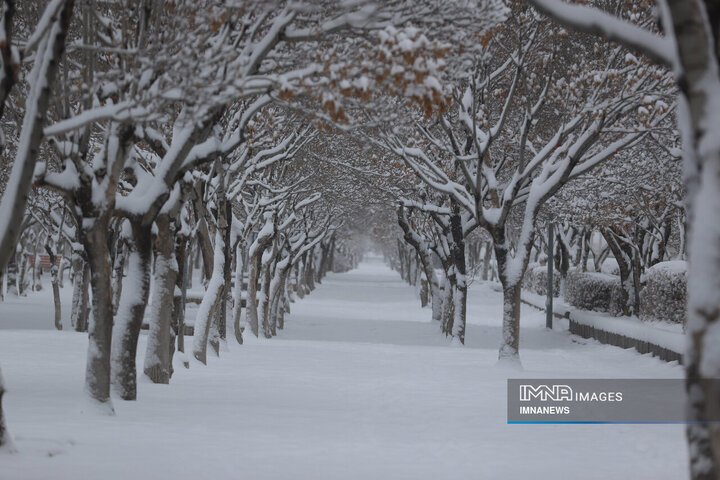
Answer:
[0, 258, 688, 479]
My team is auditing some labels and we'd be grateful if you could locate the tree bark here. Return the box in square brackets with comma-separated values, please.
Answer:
[0, 365, 13, 450]
[144, 214, 178, 384]
[174, 233, 188, 355]
[601, 227, 635, 316]
[246, 224, 273, 337]
[499, 281, 522, 359]
[82, 221, 115, 411]
[260, 246, 275, 339]
[111, 238, 127, 315]
[449, 205, 467, 344]
[110, 223, 152, 401]
[494, 225, 532, 362]
[192, 230, 226, 364]
[45, 244, 62, 330]
[665, 2, 720, 477]
[232, 241, 245, 344]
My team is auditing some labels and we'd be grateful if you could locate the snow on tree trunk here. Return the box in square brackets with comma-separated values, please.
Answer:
[495, 237, 525, 363]
[192, 190, 214, 287]
[295, 256, 306, 299]
[31, 238, 41, 292]
[667, 2, 720, 477]
[449, 205, 467, 344]
[481, 241, 493, 281]
[439, 276, 454, 335]
[83, 223, 116, 411]
[396, 205, 442, 322]
[268, 253, 290, 336]
[17, 250, 27, 296]
[45, 244, 62, 330]
[111, 239, 127, 315]
[260, 249, 275, 339]
[174, 237, 189, 355]
[0, 366, 15, 451]
[246, 214, 274, 337]
[212, 201, 232, 352]
[246, 250, 262, 336]
[110, 225, 151, 401]
[274, 268, 291, 331]
[305, 248, 316, 292]
[232, 242, 245, 344]
[144, 214, 178, 384]
[75, 262, 90, 332]
[498, 279, 523, 361]
[601, 228, 636, 316]
[192, 229, 226, 365]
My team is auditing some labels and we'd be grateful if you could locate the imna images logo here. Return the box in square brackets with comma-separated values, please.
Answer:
[519, 384, 573, 402]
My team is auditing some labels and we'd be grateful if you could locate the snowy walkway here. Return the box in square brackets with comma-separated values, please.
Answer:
[1, 258, 688, 479]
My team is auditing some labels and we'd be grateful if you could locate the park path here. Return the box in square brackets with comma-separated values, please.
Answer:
[0, 257, 688, 479]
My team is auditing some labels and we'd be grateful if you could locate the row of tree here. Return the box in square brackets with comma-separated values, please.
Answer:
[0, 0, 428, 448]
[0, 1, 718, 478]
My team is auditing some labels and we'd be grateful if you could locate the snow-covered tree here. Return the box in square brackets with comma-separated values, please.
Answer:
[382, 2, 672, 360]
[523, 0, 720, 476]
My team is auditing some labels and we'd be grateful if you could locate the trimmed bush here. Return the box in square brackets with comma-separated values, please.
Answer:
[522, 263, 560, 297]
[640, 261, 687, 324]
[565, 271, 624, 316]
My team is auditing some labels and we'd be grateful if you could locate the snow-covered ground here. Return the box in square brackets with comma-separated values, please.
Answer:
[0, 257, 687, 479]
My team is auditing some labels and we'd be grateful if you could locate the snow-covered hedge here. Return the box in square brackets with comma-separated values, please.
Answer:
[564, 271, 624, 316]
[522, 263, 560, 297]
[640, 261, 687, 324]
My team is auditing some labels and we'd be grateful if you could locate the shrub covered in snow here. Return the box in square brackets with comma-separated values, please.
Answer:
[640, 261, 687, 324]
[522, 263, 560, 297]
[564, 271, 624, 316]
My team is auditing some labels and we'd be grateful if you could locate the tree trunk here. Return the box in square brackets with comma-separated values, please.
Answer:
[82, 222, 115, 411]
[212, 200, 232, 352]
[111, 239, 127, 315]
[440, 275, 454, 335]
[305, 248, 315, 292]
[449, 206, 467, 344]
[31, 237, 41, 292]
[174, 234, 188, 355]
[246, 227, 273, 337]
[110, 224, 152, 401]
[75, 262, 90, 332]
[144, 214, 178, 384]
[498, 281, 522, 360]
[0, 366, 13, 450]
[45, 245, 62, 330]
[246, 249, 262, 336]
[260, 248, 274, 339]
[192, 229, 226, 364]
[17, 250, 28, 296]
[396, 205, 442, 322]
[601, 228, 634, 316]
[482, 241, 492, 281]
[495, 225, 532, 362]
[192, 190, 214, 286]
[664, 2, 720, 477]
[232, 241, 245, 344]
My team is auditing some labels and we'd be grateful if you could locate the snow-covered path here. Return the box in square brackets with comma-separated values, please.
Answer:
[1, 258, 687, 479]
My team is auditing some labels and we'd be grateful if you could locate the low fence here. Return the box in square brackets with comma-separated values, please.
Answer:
[568, 319, 683, 364]
[521, 291, 684, 364]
